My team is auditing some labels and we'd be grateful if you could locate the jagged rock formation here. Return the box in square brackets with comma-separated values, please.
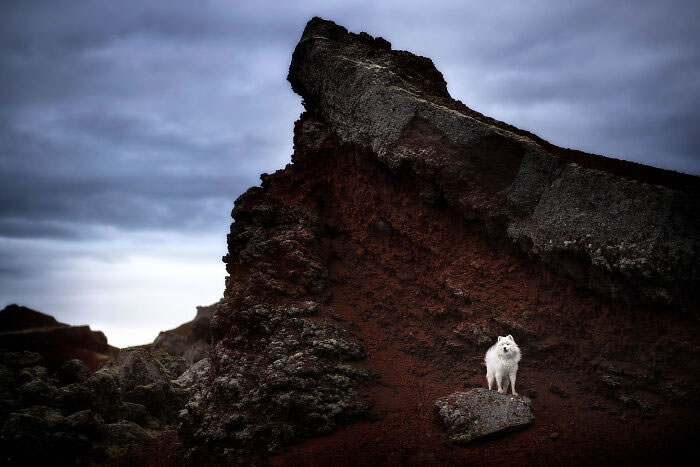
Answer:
[288, 18, 699, 309]
[152, 302, 218, 363]
[183, 17, 700, 465]
[0, 304, 118, 371]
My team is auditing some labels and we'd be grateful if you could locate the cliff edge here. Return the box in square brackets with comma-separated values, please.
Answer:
[180, 17, 700, 465]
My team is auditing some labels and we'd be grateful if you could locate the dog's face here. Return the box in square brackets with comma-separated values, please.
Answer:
[497, 335, 518, 357]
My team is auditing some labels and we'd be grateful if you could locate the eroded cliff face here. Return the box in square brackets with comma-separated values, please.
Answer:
[181, 18, 700, 465]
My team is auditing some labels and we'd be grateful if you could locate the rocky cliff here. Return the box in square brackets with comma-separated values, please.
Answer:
[178, 17, 700, 465]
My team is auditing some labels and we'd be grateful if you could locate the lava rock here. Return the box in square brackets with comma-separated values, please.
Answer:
[435, 388, 534, 444]
[58, 359, 90, 385]
[65, 409, 105, 438]
[176, 357, 211, 387]
[101, 420, 152, 445]
[117, 348, 187, 392]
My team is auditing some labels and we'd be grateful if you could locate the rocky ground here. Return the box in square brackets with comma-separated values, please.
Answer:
[0, 304, 211, 466]
[0, 344, 209, 465]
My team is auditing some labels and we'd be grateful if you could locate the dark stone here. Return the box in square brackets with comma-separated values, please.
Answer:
[59, 359, 90, 385]
[549, 384, 570, 398]
[287, 17, 699, 309]
[175, 357, 210, 387]
[435, 388, 534, 444]
[101, 420, 151, 446]
[65, 409, 105, 439]
[0, 351, 45, 369]
[19, 379, 59, 406]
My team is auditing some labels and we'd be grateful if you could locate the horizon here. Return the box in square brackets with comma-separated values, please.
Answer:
[1, 0, 699, 347]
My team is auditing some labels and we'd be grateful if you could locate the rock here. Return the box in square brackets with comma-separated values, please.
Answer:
[288, 17, 699, 308]
[152, 302, 217, 363]
[0, 351, 45, 369]
[56, 368, 122, 420]
[101, 420, 152, 445]
[0, 305, 118, 371]
[18, 365, 53, 384]
[180, 15, 700, 465]
[123, 382, 190, 426]
[85, 369, 122, 419]
[117, 348, 187, 392]
[51, 431, 91, 459]
[181, 303, 371, 457]
[0, 304, 60, 331]
[549, 384, 570, 398]
[0, 363, 16, 397]
[435, 389, 534, 444]
[0, 412, 53, 461]
[17, 405, 64, 428]
[64, 409, 105, 438]
[176, 357, 211, 387]
[453, 322, 493, 346]
[58, 359, 90, 385]
[118, 401, 154, 427]
[19, 379, 59, 406]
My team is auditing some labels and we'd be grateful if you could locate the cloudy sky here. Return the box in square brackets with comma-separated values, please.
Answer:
[1, 1, 698, 347]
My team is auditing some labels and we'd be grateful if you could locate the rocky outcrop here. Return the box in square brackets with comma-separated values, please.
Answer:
[0, 347, 199, 465]
[289, 17, 699, 309]
[185, 16, 699, 465]
[0, 304, 118, 371]
[435, 389, 534, 444]
[152, 302, 217, 363]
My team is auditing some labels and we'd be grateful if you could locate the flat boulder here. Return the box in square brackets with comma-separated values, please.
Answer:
[435, 388, 534, 444]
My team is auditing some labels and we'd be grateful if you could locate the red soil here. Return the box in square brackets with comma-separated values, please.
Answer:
[263, 147, 700, 465]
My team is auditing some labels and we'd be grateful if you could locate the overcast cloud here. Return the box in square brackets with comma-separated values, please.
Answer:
[1, 0, 698, 346]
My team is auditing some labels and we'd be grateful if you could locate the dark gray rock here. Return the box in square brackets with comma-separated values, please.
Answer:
[17, 405, 65, 430]
[117, 348, 189, 393]
[435, 388, 534, 444]
[288, 17, 700, 308]
[176, 357, 211, 387]
[152, 302, 216, 363]
[65, 409, 105, 438]
[0, 351, 45, 369]
[123, 382, 191, 426]
[58, 359, 90, 385]
[549, 384, 570, 398]
[101, 420, 151, 445]
[19, 378, 59, 406]
[0, 412, 53, 459]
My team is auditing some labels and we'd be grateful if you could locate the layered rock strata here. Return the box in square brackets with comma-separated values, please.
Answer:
[182, 17, 700, 465]
[288, 17, 699, 309]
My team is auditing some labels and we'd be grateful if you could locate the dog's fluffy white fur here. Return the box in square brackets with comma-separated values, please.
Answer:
[485, 334, 521, 396]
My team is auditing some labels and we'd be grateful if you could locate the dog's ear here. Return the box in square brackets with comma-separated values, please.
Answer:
[507, 334, 514, 341]
[497, 336, 503, 342]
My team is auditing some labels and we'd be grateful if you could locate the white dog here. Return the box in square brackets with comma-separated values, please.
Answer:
[485, 335, 521, 396]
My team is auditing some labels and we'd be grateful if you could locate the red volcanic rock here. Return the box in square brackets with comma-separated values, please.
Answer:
[180, 17, 699, 466]
[0, 304, 118, 371]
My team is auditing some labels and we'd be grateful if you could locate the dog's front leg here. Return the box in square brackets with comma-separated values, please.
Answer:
[509, 372, 518, 396]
